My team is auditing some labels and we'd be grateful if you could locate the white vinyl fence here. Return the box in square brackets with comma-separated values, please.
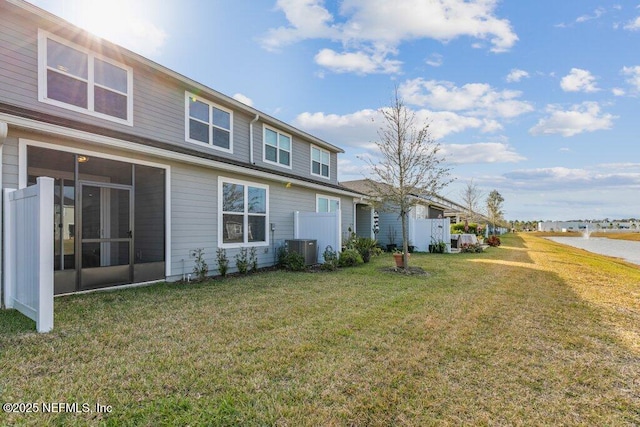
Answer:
[409, 217, 451, 252]
[3, 177, 54, 333]
[293, 210, 341, 263]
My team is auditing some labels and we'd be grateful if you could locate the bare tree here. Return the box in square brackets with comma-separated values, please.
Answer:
[486, 190, 505, 235]
[460, 179, 483, 224]
[364, 89, 452, 271]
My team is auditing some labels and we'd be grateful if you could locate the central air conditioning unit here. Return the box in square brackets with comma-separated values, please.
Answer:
[285, 239, 318, 265]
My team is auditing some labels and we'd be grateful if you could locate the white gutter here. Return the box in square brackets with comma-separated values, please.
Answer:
[249, 114, 259, 164]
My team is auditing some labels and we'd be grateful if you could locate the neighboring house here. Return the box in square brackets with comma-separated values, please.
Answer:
[341, 179, 452, 251]
[0, 0, 361, 295]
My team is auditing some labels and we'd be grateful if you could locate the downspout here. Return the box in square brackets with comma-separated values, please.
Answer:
[0, 122, 7, 306]
[249, 114, 259, 164]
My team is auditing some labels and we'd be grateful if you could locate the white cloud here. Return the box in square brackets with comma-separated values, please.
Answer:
[260, 0, 339, 51]
[426, 53, 444, 67]
[529, 102, 616, 137]
[293, 106, 498, 148]
[622, 65, 640, 91]
[293, 109, 379, 148]
[338, 157, 373, 180]
[502, 165, 640, 191]
[560, 68, 599, 93]
[612, 87, 626, 96]
[506, 69, 529, 83]
[261, 0, 517, 74]
[398, 78, 534, 119]
[232, 93, 254, 107]
[314, 48, 401, 74]
[441, 143, 526, 164]
[623, 16, 640, 31]
[576, 8, 605, 23]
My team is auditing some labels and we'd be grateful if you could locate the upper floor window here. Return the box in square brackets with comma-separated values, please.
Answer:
[186, 93, 233, 152]
[38, 30, 133, 125]
[311, 146, 330, 179]
[263, 126, 291, 168]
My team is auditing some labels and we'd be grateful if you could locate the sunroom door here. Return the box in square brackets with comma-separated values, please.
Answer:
[79, 183, 133, 289]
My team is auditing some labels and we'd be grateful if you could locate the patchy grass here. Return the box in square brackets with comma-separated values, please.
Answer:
[1, 234, 639, 426]
[593, 232, 640, 242]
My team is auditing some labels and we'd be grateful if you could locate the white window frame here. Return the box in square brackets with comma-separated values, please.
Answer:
[310, 145, 331, 179]
[218, 177, 269, 248]
[37, 29, 133, 126]
[316, 194, 340, 213]
[185, 92, 234, 153]
[262, 125, 292, 169]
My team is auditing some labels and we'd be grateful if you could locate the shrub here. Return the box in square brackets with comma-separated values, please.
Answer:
[486, 235, 501, 247]
[338, 248, 364, 267]
[451, 222, 478, 235]
[216, 248, 229, 277]
[322, 245, 338, 271]
[429, 239, 447, 253]
[235, 247, 249, 274]
[285, 251, 306, 271]
[354, 237, 378, 263]
[277, 246, 306, 271]
[460, 243, 484, 253]
[249, 247, 258, 272]
[192, 248, 208, 281]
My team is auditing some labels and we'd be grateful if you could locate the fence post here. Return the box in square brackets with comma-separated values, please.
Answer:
[36, 177, 54, 333]
[335, 209, 342, 252]
[3, 188, 16, 309]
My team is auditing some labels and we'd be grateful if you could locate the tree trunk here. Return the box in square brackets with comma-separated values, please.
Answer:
[401, 209, 409, 271]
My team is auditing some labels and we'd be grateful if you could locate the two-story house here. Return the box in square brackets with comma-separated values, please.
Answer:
[0, 0, 361, 295]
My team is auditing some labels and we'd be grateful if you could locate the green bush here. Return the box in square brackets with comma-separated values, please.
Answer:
[451, 222, 479, 235]
[429, 239, 447, 253]
[322, 245, 338, 271]
[235, 247, 249, 274]
[354, 237, 378, 263]
[192, 248, 208, 281]
[249, 247, 258, 272]
[277, 247, 306, 271]
[460, 243, 484, 253]
[338, 249, 364, 267]
[215, 248, 228, 277]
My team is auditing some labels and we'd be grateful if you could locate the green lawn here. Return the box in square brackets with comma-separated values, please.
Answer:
[1, 234, 639, 426]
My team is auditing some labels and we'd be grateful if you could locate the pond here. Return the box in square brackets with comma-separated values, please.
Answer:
[545, 236, 640, 266]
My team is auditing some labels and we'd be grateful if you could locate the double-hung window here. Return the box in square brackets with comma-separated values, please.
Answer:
[219, 177, 268, 246]
[38, 30, 133, 125]
[186, 93, 233, 152]
[311, 146, 330, 179]
[263, 126, 291, 168]
[316, 195, 340, 213]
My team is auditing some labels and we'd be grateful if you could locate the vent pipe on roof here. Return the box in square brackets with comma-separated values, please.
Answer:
[249, 114, 259, 164]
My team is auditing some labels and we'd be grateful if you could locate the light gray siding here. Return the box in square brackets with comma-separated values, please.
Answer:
[0, 1, 341, 186]
[252, 122, 339, 185]
[2, 136, 19, 188]
[6, 126, 354, 283]
[355, 204, 373, 239]
[378, 210, 403, 247]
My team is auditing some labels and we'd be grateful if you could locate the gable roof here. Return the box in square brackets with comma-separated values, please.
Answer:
[341, 179, 456, 212]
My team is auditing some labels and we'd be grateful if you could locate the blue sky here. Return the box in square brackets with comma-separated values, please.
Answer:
[30, 0, 640, 221]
